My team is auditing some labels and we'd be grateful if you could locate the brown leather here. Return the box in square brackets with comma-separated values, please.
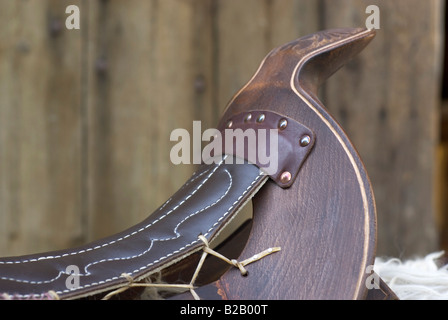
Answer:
[213, 110, 315, 188]
[173, 273, 400, 300]
[0, 28, 399, 300]
[171, 28, 394, 301]
[0, 158, 268, 299]
[193, 28, 384, 300]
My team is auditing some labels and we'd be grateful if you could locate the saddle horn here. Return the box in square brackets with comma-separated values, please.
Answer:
[0, 28, 397, 300]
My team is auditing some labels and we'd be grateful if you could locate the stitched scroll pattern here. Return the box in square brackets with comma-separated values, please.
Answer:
[0, 157, 266, 299]
[0, 165, 215, 268]
[0, 167, 232, 284]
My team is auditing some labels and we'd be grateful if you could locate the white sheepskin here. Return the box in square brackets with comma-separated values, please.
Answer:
[374, 251, 448, 300]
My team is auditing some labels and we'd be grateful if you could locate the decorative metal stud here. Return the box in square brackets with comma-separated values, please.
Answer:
[300, 135, 311, 147]
[226, 120, 233, 129]
[278, 119, 288, 130]
[244, 114, 252, 123]
[280, 171, 292, 184]
[256, 114, 266, 123]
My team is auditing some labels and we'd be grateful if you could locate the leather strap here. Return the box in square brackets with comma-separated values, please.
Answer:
[0, 157, 267, 300]
[214, 110, 315, 188]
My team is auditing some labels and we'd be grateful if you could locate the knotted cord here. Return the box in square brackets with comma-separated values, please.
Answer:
[0, 235, 280, 300]
[102, 235, 281, 300]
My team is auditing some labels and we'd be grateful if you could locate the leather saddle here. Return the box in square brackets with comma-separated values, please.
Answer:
[0, 28, 397, 300]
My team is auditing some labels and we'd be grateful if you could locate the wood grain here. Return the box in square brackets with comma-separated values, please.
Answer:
[85, 0, 216, 240]
[0, 0, 444, 261]
[322, 0, 444, 257]
[214, 0, 320, 115]
[210, 28, 377, 299]
[0, 0, 83, 256]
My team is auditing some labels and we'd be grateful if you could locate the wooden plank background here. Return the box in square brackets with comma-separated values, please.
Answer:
[0, 0, 444, 259]
[322, 0, 445, 257]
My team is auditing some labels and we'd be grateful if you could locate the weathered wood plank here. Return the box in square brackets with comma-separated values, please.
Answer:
[322, 0, 444, 257]
[214, 0, 320, 114]
[0, 0, 443, 260]
[85, 0, 215, 240]
[83, 0, 321, 241]
[0, 0, 83, 256]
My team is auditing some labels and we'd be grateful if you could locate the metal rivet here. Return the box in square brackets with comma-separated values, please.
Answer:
[300, 135, 311, 147]
[244, 114, 252, 123]
[226, 120, 233, 129]
[278, 119, 288, 130]
[256, 114, 266, 123]
[280, 171, 292, 184]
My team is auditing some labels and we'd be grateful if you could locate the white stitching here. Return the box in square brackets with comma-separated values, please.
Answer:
[61, 171, 264, 298]
[126, 171, 264, 277]
[150, 167, 211, 215]
[3, 160, 264, 299]
[0, 168, 235, 287]
[80, 168, 234, 275]
[0, 158, 226, 266]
